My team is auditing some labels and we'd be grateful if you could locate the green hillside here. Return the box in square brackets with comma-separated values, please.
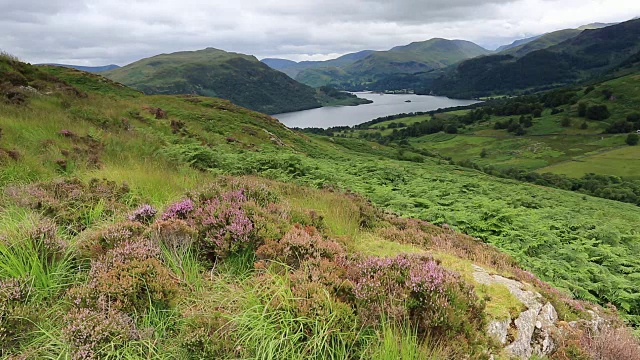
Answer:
[294, 39, 490, 89]
[499, 29, 583, 57]
[1, 54, 640, 358]
[103, 48, 323, 115]
[431, 18, 640, 98]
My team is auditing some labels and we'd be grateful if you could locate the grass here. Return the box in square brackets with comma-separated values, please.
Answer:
[539, 145, 640, 179]
[351, 232, 426, 257]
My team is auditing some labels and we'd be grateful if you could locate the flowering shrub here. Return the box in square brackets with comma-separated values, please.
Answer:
[255, 225, 344, 269]
[6, 178, 131, 234]
[70, 238, 178, 313]
[192, 191, 254, 258]
[149, 219, 196, 257]
[127, 204, 157, 224]
[0, 277, 34, 350]
[27, 219, 67, 262]
[62, 307, 139, 360]
[349, 254, 484, 339]
[161, 199, 195, 220]
[78, 221, 145, 258]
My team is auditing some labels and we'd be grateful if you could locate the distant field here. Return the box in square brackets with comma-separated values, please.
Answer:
[539, 146, 640, 179]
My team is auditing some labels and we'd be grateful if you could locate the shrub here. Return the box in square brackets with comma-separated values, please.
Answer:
[580, 326, 640, 360]
[127, 204, 157, 224]
[586, 104, 610, 120]
[7, 178, 132, 234]
[349, 254, 484, 340]
[78, 220, 146, 258]
[161, 198, 195, 220]
[70, 238, 178, 313]
[62, 307, 139, 360]
[626, 134, 639, 146]
[192, 190, 254, 259]
[0, 277, 35, 348]
[255, 224, 344, 269]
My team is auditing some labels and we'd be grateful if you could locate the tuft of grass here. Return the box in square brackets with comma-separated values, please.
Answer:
[368, 321, 446, 360]
[232, 273, 363, 360]
[0, 235, 74, 299]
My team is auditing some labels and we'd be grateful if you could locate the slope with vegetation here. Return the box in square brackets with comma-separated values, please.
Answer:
[266, 39, 490, 90]
[102, 48, 370, 115]
[431, 18, 640, 98]
[1, 54, 640, 359]
[323, 69, 640, 205]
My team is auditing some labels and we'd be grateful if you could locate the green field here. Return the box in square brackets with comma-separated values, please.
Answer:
[540, 146, 640, 179]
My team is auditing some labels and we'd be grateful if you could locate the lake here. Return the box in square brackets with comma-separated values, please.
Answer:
[273, 92, 480, 129]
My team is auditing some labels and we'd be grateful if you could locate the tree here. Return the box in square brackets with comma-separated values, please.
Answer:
[578, 102, 587, 117]
[626, 133, 639, 146]
[586, 105, 610, 120]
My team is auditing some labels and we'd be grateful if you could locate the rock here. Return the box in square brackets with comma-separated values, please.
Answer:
[488, 319, 510, 345]
[473, 265, 558, 359]
[506, 308, 539, 359]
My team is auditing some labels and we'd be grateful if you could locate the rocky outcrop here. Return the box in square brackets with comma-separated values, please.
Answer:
[473, 265, 559, 359]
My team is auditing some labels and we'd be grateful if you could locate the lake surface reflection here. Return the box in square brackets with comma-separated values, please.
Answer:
[273, 92, 479, 129]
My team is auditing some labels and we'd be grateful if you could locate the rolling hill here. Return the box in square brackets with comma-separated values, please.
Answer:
[430, 18, 640, 98]
[102, 48, 325, 114]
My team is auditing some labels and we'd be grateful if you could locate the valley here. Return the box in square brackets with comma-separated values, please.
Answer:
[2, 8, 640, 360]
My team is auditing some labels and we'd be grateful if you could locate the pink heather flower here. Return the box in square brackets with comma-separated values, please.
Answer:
[162, 199, 195, 220]
[128, 204, 158, 224]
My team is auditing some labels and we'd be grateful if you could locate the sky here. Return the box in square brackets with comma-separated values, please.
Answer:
[0, 0, 638, 66]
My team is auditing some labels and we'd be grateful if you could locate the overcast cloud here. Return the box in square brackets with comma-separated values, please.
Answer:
[0, 0, 638, 65]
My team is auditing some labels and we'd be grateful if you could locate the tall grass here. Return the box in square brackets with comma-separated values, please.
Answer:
[231, 273, 364, 360]
[369, 321, 446, 360]
[0, 234, 74, 299]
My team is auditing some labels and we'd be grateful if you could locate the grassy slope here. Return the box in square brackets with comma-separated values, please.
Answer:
[102, 48, 322, 115]
[41, 66, 640, 317]
[498, 29, 583, 58]
[1, 59, 640, 357]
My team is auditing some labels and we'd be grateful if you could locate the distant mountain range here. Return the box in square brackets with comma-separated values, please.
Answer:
[262, 39, 490, 89]
[38, 64, 120, 73]
[260, 19, 636, 98]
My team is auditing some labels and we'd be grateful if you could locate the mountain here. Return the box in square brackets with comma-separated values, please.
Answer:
[261, 50, 375, 79]
[2, 53, 639, 358]
[294, 39, 490, 89]
[430, 18, 640, 98]
[38, 63, 120, 73]
[102, 48, 324, 114]
[495, 35, 542, 52]
[497, 29, 583, 57]
[260, 58, 298, 71]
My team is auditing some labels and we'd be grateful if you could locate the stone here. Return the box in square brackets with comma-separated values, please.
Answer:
[488, 319, 510, 345]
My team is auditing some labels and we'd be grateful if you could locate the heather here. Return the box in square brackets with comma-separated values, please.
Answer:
[0, 58, 639, 358]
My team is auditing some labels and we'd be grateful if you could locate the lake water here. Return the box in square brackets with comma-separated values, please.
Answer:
[273, 92, 479, 129]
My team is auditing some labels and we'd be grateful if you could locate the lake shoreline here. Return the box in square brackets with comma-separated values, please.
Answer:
[273, 92, 479, 129]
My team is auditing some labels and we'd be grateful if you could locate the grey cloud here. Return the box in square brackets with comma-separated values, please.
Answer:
[0, 0, 637, 65]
